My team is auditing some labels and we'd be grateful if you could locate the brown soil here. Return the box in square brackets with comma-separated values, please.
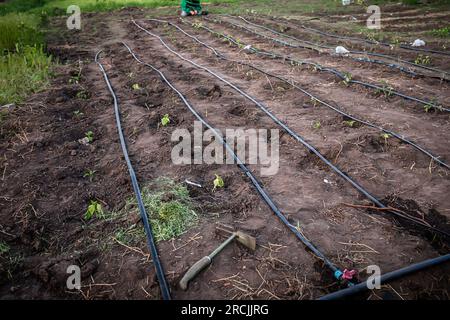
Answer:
[0, 7, 449, 300]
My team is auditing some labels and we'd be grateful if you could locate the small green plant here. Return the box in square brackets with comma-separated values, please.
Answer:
[192, 22, 203, 29]
[76, 90, 88, 99]
[83, 169, 96, 182]
[344, 120, 356, 127]
[85, 130, 94, 143]
[415, 54, 431, 65]
[424, 104, 433, 113]
[73, 110, 83, 117]
[84, 200, 104, 220]
[312, 120, 321, 130]
[0, 241, 10, 256]
[213, 174, 224, 191]
[342, 72, 352, 86]
[381, 132, 391, 144]
[161, 114, 170, 127]
[132, 83, 141, 90]
[310, 97, 318, 107]
[377, 80, 393, 99]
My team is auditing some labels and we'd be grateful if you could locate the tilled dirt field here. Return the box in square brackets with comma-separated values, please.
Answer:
[1, 5, 449, 300]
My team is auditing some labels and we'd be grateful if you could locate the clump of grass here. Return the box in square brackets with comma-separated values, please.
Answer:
[128, 178, 197, 242]
[0, 45, 52, 105]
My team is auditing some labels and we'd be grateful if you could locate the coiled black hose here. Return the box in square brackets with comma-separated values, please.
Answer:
[133, 19, 450, 238]
[95, 51, 171, 300]
[211, 16, 450, 81]
[193, 21, 449, 113]
[165, 18, 449, 169]
[120, 41, 349, 283]
[234, 15, 450, 79]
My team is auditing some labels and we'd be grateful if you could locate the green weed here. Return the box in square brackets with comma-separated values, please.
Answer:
[83, 169, 96, 182]
[84, 200, 104, 220]
[0, 45, 52, 105]
[312, 120, 321, 130]
[128, 178, 197, 242]
[213, 174, 224, 191]
[161, 114, 170, 126]
[415, 54, 431, 65]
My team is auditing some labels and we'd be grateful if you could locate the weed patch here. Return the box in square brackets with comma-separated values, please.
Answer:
[128, 178, 197, 242]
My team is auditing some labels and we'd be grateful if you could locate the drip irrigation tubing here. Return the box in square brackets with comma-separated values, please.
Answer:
[190, 20, 450, 113]
[210, 16, 450, 81]
[95, 51, 171, 300]
[268, 16, 450, 57]
[318, 253, 450, 300]
[167, 18, 450, 169]
[234, 15, 450, 77]
[132, 19, 450, 238]
[120, 41, 350, 284]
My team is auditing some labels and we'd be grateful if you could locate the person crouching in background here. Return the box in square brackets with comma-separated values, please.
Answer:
[181, 0, 208, 16]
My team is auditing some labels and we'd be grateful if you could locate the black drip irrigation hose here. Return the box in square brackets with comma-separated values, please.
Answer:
[120, 41, 350, 284]
[95, 51, 171, 301]
[213, 16, 450, 81]
[133, 19, 450, 238]
[168, 18, 450, 169]
[318, 253, 450, 300]
[193, 21, 450, 113]
[234, 15, 450, 78]
[280, 16, 450, 57]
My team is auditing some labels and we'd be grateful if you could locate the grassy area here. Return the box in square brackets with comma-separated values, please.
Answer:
[0, 45, 52, 105]
[0, 12, 44, 53]
[0, 0, 239, 15]
[0, 8, 51, 105]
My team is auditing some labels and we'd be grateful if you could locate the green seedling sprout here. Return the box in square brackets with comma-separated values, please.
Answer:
[83, 169, 96, 182]
[213, 174, 224, 191]
[312, 120, 321, 129]
[84, 200, 104, 220]
[161, 114, 170, 127]
[85, 131, 94, 143]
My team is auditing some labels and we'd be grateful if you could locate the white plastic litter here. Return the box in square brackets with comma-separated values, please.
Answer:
[342, 0, 351, 5]
[411, 39, 426, 47]
[335, 46, 350, 55]
[243, 45, 252, 51]
[78, 137, 90, 145]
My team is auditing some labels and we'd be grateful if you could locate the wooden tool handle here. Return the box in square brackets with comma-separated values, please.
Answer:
[179, 256, 212, 290]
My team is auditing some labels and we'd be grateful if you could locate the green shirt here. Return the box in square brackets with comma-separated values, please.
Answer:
[181, 0, 202, 12]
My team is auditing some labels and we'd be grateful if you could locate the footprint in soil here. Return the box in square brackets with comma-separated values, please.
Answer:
[195, 84, 222, 99]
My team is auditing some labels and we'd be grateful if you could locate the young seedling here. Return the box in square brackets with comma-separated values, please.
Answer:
[378, 80, 393, 99]
[76, 90, 88, 99]
[84, 200, 104, 220]
[310, 97, 319, 107]
[73, 110, 84, 117]
[161, 114, 170, 127]
[132, 83, 141, 91]
[213, 174, 224, 191]
[312, 120, 321, 130]
[83, 169, 96, 182]
[415, 54, 431, 65]
[342, 72, 353, 86]
[85, 131, 94, 143]
[343, 120, 356, 127]
[381, 132, 391, 145]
